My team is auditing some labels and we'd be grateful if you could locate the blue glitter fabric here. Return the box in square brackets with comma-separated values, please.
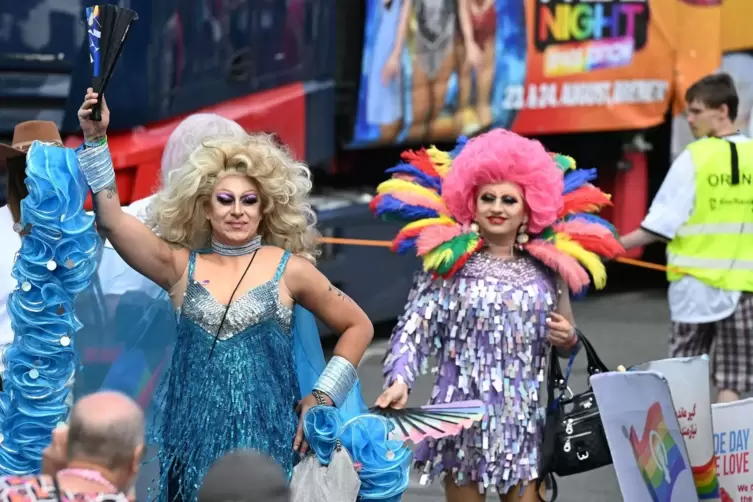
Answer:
[383, 252, 558, 495]
[0, 142, 100, 474]
[151, 250, 300, 500]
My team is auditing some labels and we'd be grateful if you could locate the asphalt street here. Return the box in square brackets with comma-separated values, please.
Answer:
[341, 288, 674, 502]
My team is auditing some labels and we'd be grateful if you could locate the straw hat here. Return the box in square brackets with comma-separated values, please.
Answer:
[0, 121, 63, 166]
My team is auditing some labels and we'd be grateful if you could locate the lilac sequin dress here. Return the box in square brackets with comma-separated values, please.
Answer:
[383, 252, 559, 494]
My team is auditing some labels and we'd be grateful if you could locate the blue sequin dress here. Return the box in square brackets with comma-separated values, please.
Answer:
[152, 250, 299, 500]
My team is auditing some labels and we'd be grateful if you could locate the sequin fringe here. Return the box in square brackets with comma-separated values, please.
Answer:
[383, 253, 556, 495]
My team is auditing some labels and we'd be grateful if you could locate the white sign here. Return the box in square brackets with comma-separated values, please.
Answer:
[592, 370, 699, 502]
[633, 355, 720, 501]
[712, 398, 753, 502]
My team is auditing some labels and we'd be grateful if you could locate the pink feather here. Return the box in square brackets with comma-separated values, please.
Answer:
[524, 240, 590, 292]
[416, 224, 464, 256]
[389, 191, 449, 216]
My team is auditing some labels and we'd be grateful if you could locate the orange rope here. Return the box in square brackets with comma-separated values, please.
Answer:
[318, 236, 670, 272]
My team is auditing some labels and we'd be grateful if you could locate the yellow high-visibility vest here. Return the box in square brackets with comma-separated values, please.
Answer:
[666, 137, 753, 292]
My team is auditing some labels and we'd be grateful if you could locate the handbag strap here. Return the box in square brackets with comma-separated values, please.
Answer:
[547, 331, 609, 408]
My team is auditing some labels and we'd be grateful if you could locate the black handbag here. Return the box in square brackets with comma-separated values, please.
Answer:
[537, 331, 613, 501]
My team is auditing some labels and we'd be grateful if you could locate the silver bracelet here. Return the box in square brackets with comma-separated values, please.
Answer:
[313, 356, 358, 407]
[76, 143, 116, 194]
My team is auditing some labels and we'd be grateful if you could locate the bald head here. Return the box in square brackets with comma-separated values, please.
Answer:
[67, 391, 145, 470]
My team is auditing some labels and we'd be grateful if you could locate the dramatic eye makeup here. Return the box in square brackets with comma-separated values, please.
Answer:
[479, 193, 519, 204]
[216, 193, 234, 205]
[240, 193, 258, 205]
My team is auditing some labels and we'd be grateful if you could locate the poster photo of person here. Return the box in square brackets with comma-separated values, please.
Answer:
[353, 0, 527, 146]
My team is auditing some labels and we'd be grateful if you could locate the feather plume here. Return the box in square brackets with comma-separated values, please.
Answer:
[553, 236, 608, 289]
[377, 178, 444, 205]
[386, 163, 442, 191]
[564, 213, 618, 236]
[416, 224, 464, 256]
[401, 149, 441, 178]
[426, 146, 453, 177]
[374, 189, 448, 217]
[423, 232, 481, 276]
[563, 168, 597, 194]
[371, 194, 441, 222]
[551, 153, 576, 172]
[553, 221, 624, 258]
[524, 240, 591, 293]
[562, 185, 612, 215]
[449, 136, 469, 158]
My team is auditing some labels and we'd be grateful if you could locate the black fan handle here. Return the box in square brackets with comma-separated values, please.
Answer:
[90, 98, 103, 122]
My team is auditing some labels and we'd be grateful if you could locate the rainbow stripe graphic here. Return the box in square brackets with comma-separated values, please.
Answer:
[692, 455, 720, 500]
[629, 402, 688, 502]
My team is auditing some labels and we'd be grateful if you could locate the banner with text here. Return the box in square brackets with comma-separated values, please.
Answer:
[352, 0, 678, 147]
[712, 398, 753, 502]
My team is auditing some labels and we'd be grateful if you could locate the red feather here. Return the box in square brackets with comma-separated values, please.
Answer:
[369, 194, 384, 213]
[553, 221, 624, 258]
[562, 185, 612, 216]
[401, 148, 441, 178]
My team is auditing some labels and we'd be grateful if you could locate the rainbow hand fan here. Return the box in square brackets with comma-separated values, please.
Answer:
[370, 400, 486, 444]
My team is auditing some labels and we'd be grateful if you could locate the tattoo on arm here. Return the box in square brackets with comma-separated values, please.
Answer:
[104, 181, 118, 200]
[328, 284, 352, 303]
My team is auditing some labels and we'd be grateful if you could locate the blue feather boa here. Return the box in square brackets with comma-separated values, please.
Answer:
[0, 142, 101, 474]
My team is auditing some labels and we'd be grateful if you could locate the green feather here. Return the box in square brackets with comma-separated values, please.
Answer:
[432, 233, 477, 275]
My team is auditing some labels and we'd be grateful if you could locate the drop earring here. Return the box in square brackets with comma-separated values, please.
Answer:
[516, 216, 529, 245]
[470, 222, 479, 233]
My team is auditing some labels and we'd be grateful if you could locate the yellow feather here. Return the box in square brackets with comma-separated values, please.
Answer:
[423, 247, 453, 270]
[400, 216, 455, 233]
[554, 236, 608, 289]
[377, 178, 444, 204]
[427, 146, 452, 177]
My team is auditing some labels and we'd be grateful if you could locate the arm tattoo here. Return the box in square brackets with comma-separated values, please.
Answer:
[328, 284, 352, 303]
[104, 181, 118, 200]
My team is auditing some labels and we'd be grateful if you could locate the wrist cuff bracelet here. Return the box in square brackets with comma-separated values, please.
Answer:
[77, 143, 116, 194]
[313, 356, 358, 407]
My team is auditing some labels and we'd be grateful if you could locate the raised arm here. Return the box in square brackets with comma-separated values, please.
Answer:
[77, 89, 184, 290]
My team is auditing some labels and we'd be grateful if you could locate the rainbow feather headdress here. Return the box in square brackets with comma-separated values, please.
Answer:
[370, 136, 625, 293]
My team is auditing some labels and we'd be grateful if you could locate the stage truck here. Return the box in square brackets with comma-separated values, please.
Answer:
[1, 0, 750, 330]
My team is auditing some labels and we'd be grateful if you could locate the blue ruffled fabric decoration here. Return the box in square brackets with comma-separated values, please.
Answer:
[293, 307, 411, 501]
[0, 142, 101, 474]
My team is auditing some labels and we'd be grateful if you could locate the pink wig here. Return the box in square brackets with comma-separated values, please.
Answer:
[442, 129, 564, 234]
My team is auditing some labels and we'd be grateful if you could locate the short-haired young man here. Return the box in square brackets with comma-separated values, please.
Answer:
[621, 72, 753, 403]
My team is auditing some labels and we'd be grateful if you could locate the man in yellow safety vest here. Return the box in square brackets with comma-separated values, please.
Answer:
[621, 73, 753, 403]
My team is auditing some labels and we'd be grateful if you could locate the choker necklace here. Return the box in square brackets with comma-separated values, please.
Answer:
[211, 235, 262, 256]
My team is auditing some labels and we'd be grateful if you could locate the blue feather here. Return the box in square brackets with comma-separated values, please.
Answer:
[450, 136, 468, 158]
[563, 168, 597, 194]
[395, 237, 418, 254]
[571, 283, 590, 300]
[385, 163, 442, 191]
[375, 195, 439, 221]
[565, 213, 618, 236]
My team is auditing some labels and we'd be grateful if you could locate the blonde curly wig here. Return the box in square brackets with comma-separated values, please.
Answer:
[146, 133, 320, 263]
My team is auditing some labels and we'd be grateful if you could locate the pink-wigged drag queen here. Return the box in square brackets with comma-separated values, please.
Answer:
[372, 129, 624, 502]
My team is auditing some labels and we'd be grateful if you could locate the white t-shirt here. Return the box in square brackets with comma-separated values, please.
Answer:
[0, 206, 21, 372]
[641, 134, 747, 323]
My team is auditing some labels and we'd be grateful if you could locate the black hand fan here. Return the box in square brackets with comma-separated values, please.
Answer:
[85, 4, 139, 122]
[370, 400, 487, 444]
